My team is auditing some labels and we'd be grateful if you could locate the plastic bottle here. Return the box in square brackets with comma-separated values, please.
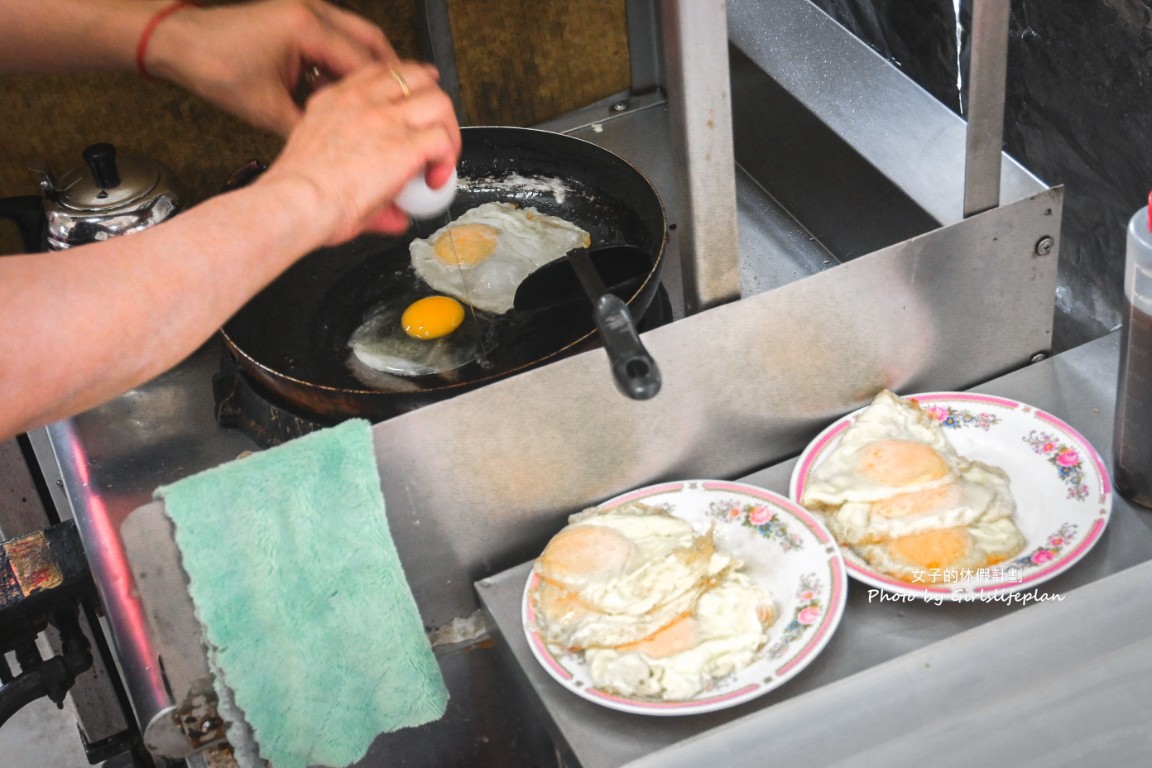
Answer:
[1113, 191, 1152, 507]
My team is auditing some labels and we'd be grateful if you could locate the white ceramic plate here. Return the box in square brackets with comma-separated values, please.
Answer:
[522, 480, 847, 716]
[789, 392, 1112, 600]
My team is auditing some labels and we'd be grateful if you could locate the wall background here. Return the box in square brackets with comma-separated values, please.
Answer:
[0, 0, 630, 254]
[810, 0, 1152, 352]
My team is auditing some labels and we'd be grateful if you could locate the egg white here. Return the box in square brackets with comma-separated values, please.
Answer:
[822, 458, 1016, 546]
[410, 201, 591, 314]
[801, 390, 963, 507]
[854, 516, 1026, 583]
[583, 573, 774, 701]
[530, 502, 777, 701]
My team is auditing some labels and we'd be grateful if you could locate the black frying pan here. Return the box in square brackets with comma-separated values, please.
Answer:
[219, 127, 668, 422]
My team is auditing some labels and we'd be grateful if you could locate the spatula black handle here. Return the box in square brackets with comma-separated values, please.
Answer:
[567, 246, 609, 297]
[591, 294, 662, 400]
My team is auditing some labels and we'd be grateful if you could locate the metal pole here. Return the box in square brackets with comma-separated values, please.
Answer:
[963, 0, 1011, 217]
[660, 0, 742, 313]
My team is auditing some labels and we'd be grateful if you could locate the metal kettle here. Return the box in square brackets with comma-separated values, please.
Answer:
[40, 142, 184, 250]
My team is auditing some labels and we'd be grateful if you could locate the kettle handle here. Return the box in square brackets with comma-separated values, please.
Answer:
[221, 159, 268, 193]
[0, 195, 46, 253]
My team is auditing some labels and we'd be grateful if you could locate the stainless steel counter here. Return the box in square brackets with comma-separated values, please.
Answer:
[26, 343, 261, 742]
[475, 331, 1152, 767]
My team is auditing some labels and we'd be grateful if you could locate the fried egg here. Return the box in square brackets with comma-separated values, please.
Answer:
[821, 458, 1016, 545]
[798, 390, 1026, 584]
[348, 295, 480, 377]
[800, 390, 962, 508]
[532, 576, 707, 651]
[529, 502, 777, 701]
[534, 503, 731, 617]
[854, 516, 1026, 583]
[583, 572, 776, 701]
[410, 201, 591, 314]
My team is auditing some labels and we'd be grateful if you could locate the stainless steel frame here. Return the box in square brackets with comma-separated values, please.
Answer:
[369, 185, 1061, 630]
[660, 0, 742, 312]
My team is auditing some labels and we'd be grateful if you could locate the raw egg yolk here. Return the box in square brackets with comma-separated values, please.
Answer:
[857, 439, 950, 487]
[401, 295, 465, 339]
[432, 223, 499, 266]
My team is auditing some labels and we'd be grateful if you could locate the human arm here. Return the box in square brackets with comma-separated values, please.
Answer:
[0, 0, 396, 135]
[0, 61, 459, 439]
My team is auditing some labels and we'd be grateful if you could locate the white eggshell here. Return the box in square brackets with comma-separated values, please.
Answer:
[396, 168, 458, 219]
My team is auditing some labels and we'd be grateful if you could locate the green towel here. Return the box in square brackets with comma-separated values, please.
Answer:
[155, 419, 448, 768]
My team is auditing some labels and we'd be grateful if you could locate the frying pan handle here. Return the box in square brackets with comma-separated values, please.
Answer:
[591, 294, 661, 400]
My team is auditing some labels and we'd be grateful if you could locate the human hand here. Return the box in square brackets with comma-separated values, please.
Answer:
[257, 60, 461, 245]
[144, 0, 397, 136]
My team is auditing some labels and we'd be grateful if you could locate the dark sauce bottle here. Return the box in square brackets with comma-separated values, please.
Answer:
[1113, 194, 1152, 508]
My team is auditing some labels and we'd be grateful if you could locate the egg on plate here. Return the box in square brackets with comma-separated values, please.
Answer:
[818, 457, 1016, 546]
[410, 201, 591, 314]
[536, 504, 727, 616]
[533, 574, 708, 652]
[529, 502, 777, 701]
[799, 390, 1026, 584]
[532, 504, 737, 650]
[853, 516, 1026, 583]
[584, 572, 775, 702]
[800, 389, 964, 508]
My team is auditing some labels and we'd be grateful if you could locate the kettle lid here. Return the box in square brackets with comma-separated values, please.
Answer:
[52, 143, 169, 212]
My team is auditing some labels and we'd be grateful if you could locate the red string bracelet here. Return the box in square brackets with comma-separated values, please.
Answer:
[135, 1, 198, 80]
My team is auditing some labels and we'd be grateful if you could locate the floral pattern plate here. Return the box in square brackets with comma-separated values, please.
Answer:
[789, 392, 1113, 600]
[522, 480, 847, 716]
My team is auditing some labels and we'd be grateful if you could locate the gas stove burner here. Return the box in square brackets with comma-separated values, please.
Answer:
[212, 357, 333, 448]
[214, 285, 674, 447]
